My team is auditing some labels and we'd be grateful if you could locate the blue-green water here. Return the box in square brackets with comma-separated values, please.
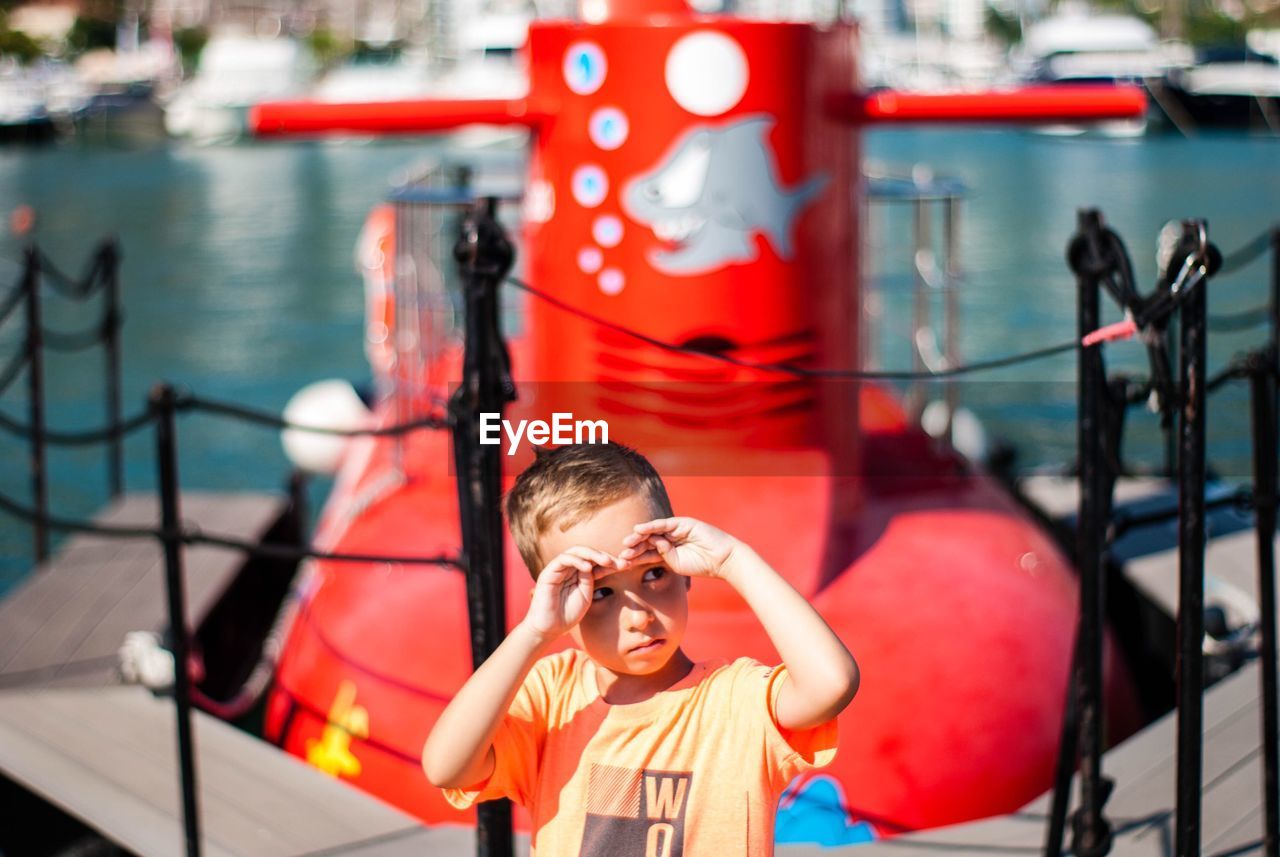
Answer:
[0, 129, 1277, 590]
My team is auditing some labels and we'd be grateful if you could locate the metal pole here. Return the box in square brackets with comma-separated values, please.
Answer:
[152, 383, 202, 857]
[1044, 625, 1082, 857]
[910, 195, 930, 419]
[1071, 210, 1112, 857]
[24, 246, 48, 563]
[449, 197, 514, 857]
[943, 194, 960, 445]
[1164, 323, 1179, 478]
[1249, 355, 1279, 857]
[103, 240, 124, 498]
[1174, 222, 1209, 857]
[1256, 227, 1280, 857]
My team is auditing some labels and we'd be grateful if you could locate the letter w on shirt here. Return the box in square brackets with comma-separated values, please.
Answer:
[580, 765, 691, 856]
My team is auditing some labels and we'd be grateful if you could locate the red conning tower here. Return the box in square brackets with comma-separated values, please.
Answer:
[253, 0, 1145, 842]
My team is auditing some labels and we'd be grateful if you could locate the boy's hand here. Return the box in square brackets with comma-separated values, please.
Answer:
[523, 547, 620, 643]
[618, 517, 739, 581]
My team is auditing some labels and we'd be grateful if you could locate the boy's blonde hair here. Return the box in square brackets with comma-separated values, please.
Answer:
[506, 442, 673, 575]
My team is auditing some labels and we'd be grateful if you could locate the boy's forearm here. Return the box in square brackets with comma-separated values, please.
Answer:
[723, 544, 859, 729]
[422, 620, 551, 788]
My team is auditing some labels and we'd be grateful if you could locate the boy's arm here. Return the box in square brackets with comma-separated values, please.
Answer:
[721, 544, 860, 731]
[422, 545, 617, 789]
[623, 519, 858, 732]
[421, 621, 548, 789]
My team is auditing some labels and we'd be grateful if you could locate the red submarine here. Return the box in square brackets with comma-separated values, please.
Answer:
[250, 0, 1146, 843]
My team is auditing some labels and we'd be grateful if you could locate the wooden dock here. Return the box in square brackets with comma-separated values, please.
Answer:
[0, 481, 1274, 855]
[0, 492, 473, 856]
[0, 493, 285, 691]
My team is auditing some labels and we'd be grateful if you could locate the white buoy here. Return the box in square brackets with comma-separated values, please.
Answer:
[281, 380, 372, 475]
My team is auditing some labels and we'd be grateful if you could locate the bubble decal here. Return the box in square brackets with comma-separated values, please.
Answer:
[665, 31, 748, 116]
[578, 247, 604, 274]
[564, 42, 607, 96]
[598, 268, 625, 295]
[592, 215, 624, 248]
[572, 165, 609, 208]
[589, 107, 629, 150]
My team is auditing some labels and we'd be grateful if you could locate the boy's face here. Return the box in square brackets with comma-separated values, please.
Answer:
[538, 491, 689, 677]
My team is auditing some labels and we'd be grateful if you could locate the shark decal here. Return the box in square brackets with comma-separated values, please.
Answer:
[622, 115, 828, 275]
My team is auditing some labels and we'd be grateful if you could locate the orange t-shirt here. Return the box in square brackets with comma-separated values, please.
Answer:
[444, 650, 838, 856]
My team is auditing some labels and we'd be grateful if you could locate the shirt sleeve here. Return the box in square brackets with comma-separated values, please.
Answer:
[734, 660, 839, 789]
[442, 657, 552, 810]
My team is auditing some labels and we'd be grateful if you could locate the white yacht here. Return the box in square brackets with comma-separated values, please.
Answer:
[164, 35, 317, 143]
[1011, 9, 1191, 136]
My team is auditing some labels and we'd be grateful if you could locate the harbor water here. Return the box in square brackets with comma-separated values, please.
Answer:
[0, 128, 1277, 591]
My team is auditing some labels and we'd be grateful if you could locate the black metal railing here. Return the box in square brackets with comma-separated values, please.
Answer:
[1042, 215, 1280, 857]
[2, 207, 1278, 857]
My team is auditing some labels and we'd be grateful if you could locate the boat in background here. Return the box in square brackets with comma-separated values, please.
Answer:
[72, 43, 178, 145]
[164, 34, 317, 143]
[0, 61, 56, 143]
[311, 44, 435, 104]
[1012, 9, 1190, 137]
[1162, 46, 1280, 133]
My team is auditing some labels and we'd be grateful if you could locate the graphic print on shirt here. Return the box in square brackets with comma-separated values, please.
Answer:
[579, 764, 691, 857]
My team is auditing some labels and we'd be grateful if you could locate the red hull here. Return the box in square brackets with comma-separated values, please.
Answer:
[265, 377, 1140, 837]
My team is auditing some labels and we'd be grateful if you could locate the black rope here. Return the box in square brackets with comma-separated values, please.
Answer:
[0, 349, 29, 397]
[41, 309, 122, 353]
[1207, 350, 1276, 394]
[1208, 305, 1271, 333]
[35, 248, 110, 301]
[178, 392, 452, 436]
[0, 405, 157, 445]
[0, 278, 25, 327]
[507, 277, 1080, 380]
[1218, 228, 1275, 276]
[0, 486, 464, 568]
[0, 489, 162, 538]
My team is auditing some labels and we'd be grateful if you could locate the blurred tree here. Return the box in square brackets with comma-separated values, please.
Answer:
[0, 33, 43, 62]
[173, 25, 208, 74]
[984, 5, 1022, 44]
[0, 10, 45, 63]
[305, 26, 351, 70]
[1184, 10, 1247, 43]
[66, 15, 117, 54]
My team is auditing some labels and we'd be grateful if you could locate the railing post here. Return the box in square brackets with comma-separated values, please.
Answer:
[1174, 221, 1209, 857]
[151, 383, 202, 857]
[909, 193, 931, 419]
[1257, 226, 1280, 857]
[449, 197, 515, 857]
[1249, 352, 1279, 857]
[23, 246, 48, 563]
[1070, 209, 1113, 857]
[103, 239, 124, 498]
[942, 193, 960, 445]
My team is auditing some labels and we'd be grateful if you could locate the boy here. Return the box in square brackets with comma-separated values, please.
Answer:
[423, 442, 859, 855]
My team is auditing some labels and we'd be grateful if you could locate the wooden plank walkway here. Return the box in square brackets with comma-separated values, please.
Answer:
[0, 685, 458, 857]
[0, 493, 285, 690]
[0, 491, 481, 857]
